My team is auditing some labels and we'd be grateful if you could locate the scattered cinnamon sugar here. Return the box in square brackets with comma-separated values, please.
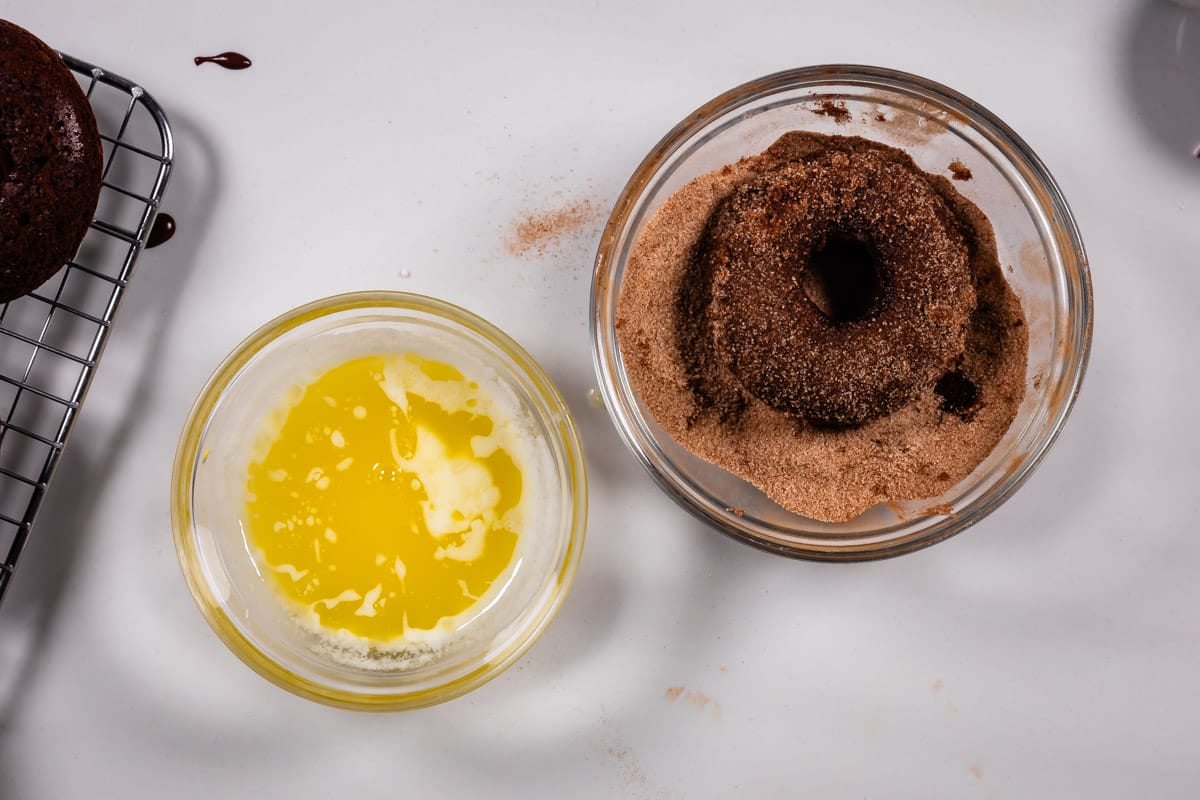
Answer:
[810, 99, 851, 123]
[665, 686, 722, 719]
[602, 740, 653, 789]
[949, 160, 973, 181]
[615, 131, 1028, 522]
[923, 503, 955, 516]
[505, 197, 602, 257]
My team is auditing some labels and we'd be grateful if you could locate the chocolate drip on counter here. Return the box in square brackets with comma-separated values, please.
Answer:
[194, 52, 252, 70]
[146, 213, 176, 248]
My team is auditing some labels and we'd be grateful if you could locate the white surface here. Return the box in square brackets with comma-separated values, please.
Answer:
[1, 1, 1198, 797]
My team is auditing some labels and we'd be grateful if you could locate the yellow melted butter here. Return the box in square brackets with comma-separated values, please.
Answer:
[244, 354, 522, 641]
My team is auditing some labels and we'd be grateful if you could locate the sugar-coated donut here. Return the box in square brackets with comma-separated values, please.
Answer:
[687, 144, 975, 426]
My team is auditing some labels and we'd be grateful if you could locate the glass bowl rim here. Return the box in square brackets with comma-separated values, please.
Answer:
[590, 64, 1093, 561]
[171, 290, 588, 710]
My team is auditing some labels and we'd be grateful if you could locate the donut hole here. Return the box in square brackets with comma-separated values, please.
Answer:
[800, 232, 882, 322]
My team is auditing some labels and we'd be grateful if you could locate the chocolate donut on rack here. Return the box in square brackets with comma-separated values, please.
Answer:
[684, 142, 978, 427]
[0, 19, 103, 304]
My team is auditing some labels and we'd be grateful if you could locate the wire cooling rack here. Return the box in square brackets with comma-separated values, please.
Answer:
[0, 54, 173, 608]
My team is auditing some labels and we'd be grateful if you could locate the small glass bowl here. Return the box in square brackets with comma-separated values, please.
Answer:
[172, 292, 587, 709]
[591, 66, 1092, 560]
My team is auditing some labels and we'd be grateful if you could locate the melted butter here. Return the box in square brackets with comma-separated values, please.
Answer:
[244, 354, 522, 640]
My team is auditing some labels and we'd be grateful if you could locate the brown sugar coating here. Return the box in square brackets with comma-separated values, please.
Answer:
[689, 146, 975, 426]
[0, 19, 103, 304]
[615, 131, 1028, 522]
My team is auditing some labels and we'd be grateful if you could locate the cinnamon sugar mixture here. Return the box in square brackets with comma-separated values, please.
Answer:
[615, 131, 1027, 522]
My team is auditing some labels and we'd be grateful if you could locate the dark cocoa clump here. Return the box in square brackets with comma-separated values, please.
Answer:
[935, 369, 979, 417]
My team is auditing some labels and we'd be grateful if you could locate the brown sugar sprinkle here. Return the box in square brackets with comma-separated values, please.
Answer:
[615, 131, 1028, 522]
[810, 99, 852, 124]
[505, 198, 602, 257]
[949, 160, 973, 181]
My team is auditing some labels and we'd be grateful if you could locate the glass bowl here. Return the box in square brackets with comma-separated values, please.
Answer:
[591, 66, 1092, 560]
[172, 291, 587, 709]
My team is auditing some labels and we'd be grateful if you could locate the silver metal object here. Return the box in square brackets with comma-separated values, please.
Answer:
[0, 54, 173, 607]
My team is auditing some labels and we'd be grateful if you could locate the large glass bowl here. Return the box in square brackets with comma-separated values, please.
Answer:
[591, 66, 1092, 560]
[172, 292, 587, 709]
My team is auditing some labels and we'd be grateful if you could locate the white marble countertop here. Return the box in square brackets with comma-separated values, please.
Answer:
[1, 1, 1198, 797]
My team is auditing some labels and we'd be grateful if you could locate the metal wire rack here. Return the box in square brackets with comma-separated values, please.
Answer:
[0, 54, 173, 607]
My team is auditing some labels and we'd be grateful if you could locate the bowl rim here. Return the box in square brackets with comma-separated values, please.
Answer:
[171, 290, 588, 710]
[590, 64, 1093, 561]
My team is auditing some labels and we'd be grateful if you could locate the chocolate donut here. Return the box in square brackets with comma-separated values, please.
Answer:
[0, 19, 103, 304]
[693, 146, 976, 427]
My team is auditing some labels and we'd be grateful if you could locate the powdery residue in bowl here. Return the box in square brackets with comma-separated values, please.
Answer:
[615, 131, 1028, 522]
[869, 104, 952, 148]
[809, 99, 852, 124]
[949, 160, 973, 181]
